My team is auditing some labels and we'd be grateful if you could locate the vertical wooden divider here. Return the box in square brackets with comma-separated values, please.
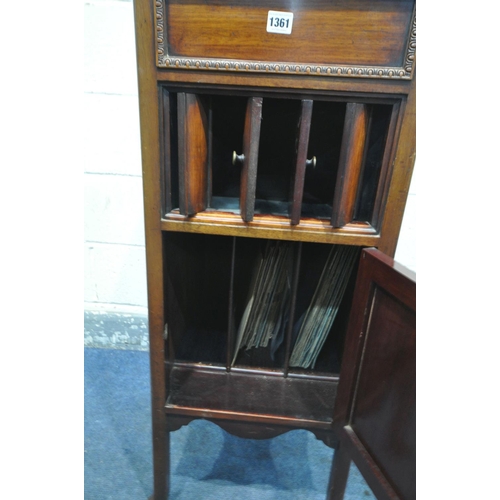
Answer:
[369, 102, 401, 231]
[290, 100, 313, 225]
[164, 263, 177, 369]
[178, 93, 209, 216]
[331, 103, 369, 227]
[240, 97, 263, 222]
[284, 242, 303, 377]
[355, 107, 374, 207]
[160, 88, 171, 215]
[206, 98, 213, 209]
[226, 237, 237, 371]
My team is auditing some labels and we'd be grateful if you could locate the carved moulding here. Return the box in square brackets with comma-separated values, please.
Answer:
[165, 414, 337, 448]
[155, 2, 416, 80]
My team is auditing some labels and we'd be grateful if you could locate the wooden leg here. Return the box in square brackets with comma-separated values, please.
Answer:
[149, 420, 170, 499]
[327, 440, 351, 500]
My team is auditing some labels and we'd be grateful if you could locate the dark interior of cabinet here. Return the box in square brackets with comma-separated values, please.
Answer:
[302, 101, 346, 219]
[209, 96, 342, 218]
[252, 98, 302, 216]
[162, 90, 180, 213]
[163, 231, 359, 375]
[354, 104, 393, 223]
[210, 95, 247, 210]
[164, 231, 232, 365]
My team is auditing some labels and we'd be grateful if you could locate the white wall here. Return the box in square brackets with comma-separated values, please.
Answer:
[84, 0, 416, 321]
[395, 164, 417, 272]
[84, 0, 147, 317]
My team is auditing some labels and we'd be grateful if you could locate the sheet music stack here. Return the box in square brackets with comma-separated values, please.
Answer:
[232, 241, 292, 366]
[289, 245, 359, 369]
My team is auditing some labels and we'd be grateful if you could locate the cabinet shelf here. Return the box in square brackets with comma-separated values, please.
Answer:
[160, 214, 380, 247]
[165, 363, 338, 429]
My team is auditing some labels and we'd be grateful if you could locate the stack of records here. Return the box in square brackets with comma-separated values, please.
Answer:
[289, 245, 359, 369]
[232, 241, 292, 366]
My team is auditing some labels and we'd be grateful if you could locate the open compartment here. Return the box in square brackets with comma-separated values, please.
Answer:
[163, 233, 365, 425]
[353, 104, 395, 224]
[287, 243, 360, 374]
[160, 88, 179, 214]
[164, 232, 233, 364]
[252, 98, 302, 217]
[331, 102, 396, 229]
[161, 87, 399, 232]
[163, 232, 359, 374]
[173, 91, 263, 220]
[228, 238, 359, 375]
[209, 95, 248, 212]
[230, 238, 296, 370]
[300, 101, 346, 220]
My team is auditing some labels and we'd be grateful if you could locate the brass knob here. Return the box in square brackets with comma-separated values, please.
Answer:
[306, 156, 316, 169]
[232, 151, 245, 165]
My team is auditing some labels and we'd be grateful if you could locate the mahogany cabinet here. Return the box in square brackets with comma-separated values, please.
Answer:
[133, 1, 416, 498]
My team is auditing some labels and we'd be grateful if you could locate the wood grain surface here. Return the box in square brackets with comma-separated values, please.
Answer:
[166, 0, 414, 67]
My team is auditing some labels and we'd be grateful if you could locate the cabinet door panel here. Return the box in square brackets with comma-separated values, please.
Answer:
[331, 248, 415, 500]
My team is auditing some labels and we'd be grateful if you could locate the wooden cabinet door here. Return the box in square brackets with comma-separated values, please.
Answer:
[330, 248, 416, 500]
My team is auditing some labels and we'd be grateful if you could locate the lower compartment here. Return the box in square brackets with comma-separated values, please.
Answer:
[163, 232, 360, 375]
[166, 363, 338, 426]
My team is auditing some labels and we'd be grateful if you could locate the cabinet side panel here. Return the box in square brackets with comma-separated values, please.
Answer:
[134, 0, 169, 496]
[377, 78, 415, 256]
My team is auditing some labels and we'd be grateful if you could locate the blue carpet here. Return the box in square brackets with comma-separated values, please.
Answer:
[84, 348, 375, 499]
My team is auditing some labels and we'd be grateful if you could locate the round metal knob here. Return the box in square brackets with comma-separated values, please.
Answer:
[232, 151, 245, 165]
[306, 156, 316, 168]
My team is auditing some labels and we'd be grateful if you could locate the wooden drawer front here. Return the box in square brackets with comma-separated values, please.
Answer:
[156, 0, 416, 79]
